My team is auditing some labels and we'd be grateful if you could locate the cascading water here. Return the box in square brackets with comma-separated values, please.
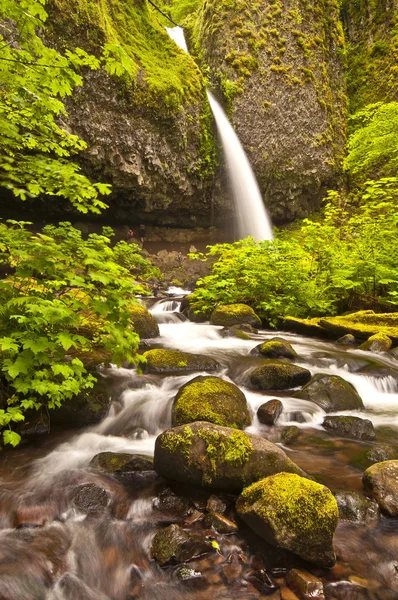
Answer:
[166, 27, 273, 241]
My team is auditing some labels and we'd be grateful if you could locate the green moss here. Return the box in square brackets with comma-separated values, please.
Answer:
[129, 304, 159, 339]
[198, 428, 253, 483]
[161, 425, 193, 457]
[320, 312, 398, 340]
[359, 332, 392, 351]
[211, 304, 261, 327]
[238, 472, 338, 536]
[173, 376, 251, 429]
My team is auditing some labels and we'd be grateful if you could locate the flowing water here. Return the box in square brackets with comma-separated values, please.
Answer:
[166, 27, 273, 242]
[1, 295, 398, 599]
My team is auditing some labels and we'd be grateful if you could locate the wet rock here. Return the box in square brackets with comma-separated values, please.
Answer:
[184, 510, 204, 525]
[389, 346, 398, 359]
[172, 376, 251, 429]
[151, 524, 214, 565]
[203, 512, 238, 534]
[246, 569, 280, 595]
[16, 505, 59, 528]
[154, 487, 193, 517]
[367, 445, 396, 464]
[324, 581, 368, 600]
[237, 473, 338, 567]
[210, 304, 262, 328]
[185, 306, 210, 323]
[20, 412, 50, 437]
[294, 374, 364, 412]
[154, 421, 305, 491]
[286, 411, 307, 423]
[336, 334, 357, 345]
[281, 426, 301, 445]
[334, 491, 380, 524]
[90, 452, 153, 473]
[257, 399, 283, 425]
[220, 324, 257, 339]
[206, 494, 227, 514]
[252, 338, 298, 359]
[72, 483, 111, 513]
[286, 569, 324, 599]
[363, 460, 398, 516]
[175, 565, 205, 586]
[359, 333, 393, 353]
[222, 560, 243, 584]
[50, 377, 112, 428]
[250, 362, 311, 391]
[322, 416, 375, 440]
[319, 312, 398, 344]
[143, 349, 220, 373]
[130, 304, 159, 339]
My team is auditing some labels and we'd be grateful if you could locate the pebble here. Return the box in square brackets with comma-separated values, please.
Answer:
[286, 568, 324, 599]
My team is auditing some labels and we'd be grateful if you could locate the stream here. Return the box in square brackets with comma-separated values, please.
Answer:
[0, 294, 397, 599]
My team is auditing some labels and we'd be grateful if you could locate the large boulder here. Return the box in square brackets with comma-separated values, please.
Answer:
[249, 361, 311, 390]
[130, 305, 159, 339]
[236, 473, 338, 567]
[359, 333, 393, 353]
[154, 421, 305, 491]
[193, 0, 346, 224]
[322, 416, 375, 440]
[318, 312, 398, 344]
[251, 337, 298, 359]
[210, 304, 261, 328]
[172, 376, 251, 429]
[143, 349, 220, 373]
[294, 374, 364, 412]
[363, 460, 398, 516]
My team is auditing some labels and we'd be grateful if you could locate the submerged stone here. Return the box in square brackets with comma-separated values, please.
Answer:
[334, 491, 380, 524]
[236, 473, 338, 567]
[363, 460, 398, 516]
[294, 374, 364, 412]
[322, 416, 375, 440]
[154, 421, 305, 491]
[143, 349, 220, 373]
[151, 524, 214, 565]
[172, 376, 251, 429]
[252, 337, 298, 359]
[280, 425, 301, 445]
[249, 362, 311, 390]
[210, 304, 261, 328]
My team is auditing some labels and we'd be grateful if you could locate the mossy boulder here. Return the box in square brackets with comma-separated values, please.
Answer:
[210, 304, 261, 328]
[172, 376, 251, 429]
[359, 333, 393, 353]
[323, 416, 375, 440]
[236, 473, 338, 567]
[143, 349, 220, 374]
[249, 361, 311, 390]
[130, 304, 159, 339]
[294, 374, 364, 412]
[89, 452, 153, 474]
[363, 460, 398, 516]
[220, 324, 257, 339]
[281, 317, 326, 338]
[154, 421, 305, 491]
[257, 399, 283, 425]
[319, 311, 398, 344]
[251, 337, 298, 359]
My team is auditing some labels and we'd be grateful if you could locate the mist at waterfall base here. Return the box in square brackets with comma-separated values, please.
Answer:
[166, 27, 273, 242]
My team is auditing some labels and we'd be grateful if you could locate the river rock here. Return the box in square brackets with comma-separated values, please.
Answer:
[252, 337, 298, 359]
[143, 349, 220, 373]
[206, 495, 227, 514]
[236, 473, 338, 567]
[257, 399, 283, 425]
[50, 378, 112, 428]
[367, 445, 396, 464]
[324, 581, 368, 600]
[203, 512, 238, 534]
[72, 483, 111, 513]
[220, 324, 257, 339]
[336, 334, 357, 345]
[130, 304, 159, 339]
[359, 333, 393, 352]
[250, 362, 311, 390]
[334, 491, 379, 524]
[151, 524, 214, 565]
[294, 374, 364, 412]
[210, 304, 261, 328]
[286, 569, 324, 599]
[154, 421, 305, 491]
[322, 416, 375, 440]
[281, 426, 301, 445]
[362, 460, 398, 516]
[172, 376, 251, 429]
[390, 346, 398, 359]
[90, 452, 153, 473]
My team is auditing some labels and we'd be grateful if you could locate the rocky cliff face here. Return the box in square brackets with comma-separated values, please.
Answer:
[342, 0, 398, 112]
[42, 0, 223, 228]
[191, 0, 347, 223]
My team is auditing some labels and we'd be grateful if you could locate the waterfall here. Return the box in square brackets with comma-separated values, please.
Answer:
[166, 27, 273, 242]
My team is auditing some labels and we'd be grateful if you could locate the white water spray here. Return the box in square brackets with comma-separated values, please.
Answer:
[166, 27, 273, 241]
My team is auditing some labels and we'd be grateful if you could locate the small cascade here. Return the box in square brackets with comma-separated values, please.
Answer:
[150, 297, 186, 324]
[166, 27, 273, 242]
